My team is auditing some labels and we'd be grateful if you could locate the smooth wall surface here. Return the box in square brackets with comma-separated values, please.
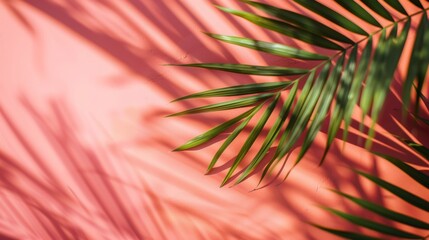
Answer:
[1, 1, 428, 239]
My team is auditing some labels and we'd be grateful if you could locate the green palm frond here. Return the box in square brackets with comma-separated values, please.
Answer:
[314, 140, 429, 239]
[170, 0, 429, 186]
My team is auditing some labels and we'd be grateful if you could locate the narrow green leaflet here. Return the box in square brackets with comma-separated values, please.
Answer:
[173, 81, 293, 101]
[207, 104, 263, 172]
[415, 13, 429, 115]
[373, 152, 429, 189]
[242, 0, 354, 44]
[221, 93, 281, 186]
[294, 54, 346, 169]
[258, 70, 318, 183]
[320, 207, 424, 239]
[417, 116, 429, 125]
[403, 139, 429, 162]
[360, 29, 388, 135]
[356, 170, 429, 212]
[205, 34, 329, 60]
[168, 93, 274, 117]
[236, 83, 299, 184]
[217, 6, 344, 50]
[384, 0, 407, 15]
[361, 0, 394, 21]
[323, 47, 357, 163]
[335, 0, 382, 28]
[275, 66, 330, 161]
[174, 107, 262, 151]
[367, 21, 410, 148]
[310, 224, 382, 240]
[410, 0, 424, 9]
[172, 63, 308, 76]
[331, 190, 429, 229]
[259, 65, 330, 183]
[343, 37, 373, 142]
[294, 0, 368, 36]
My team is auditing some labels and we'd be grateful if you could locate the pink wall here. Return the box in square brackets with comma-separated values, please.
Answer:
[1, 1, 428, 239]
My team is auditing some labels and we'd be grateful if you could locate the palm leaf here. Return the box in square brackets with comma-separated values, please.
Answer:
[356, 170, 429, 212]
[221, 93, 281, 186]
[402, 139, 429, 162]
[241, 0, 354, 44]
[322, 46, 358, 162]
[235, 82, 299, 184]
[330, 190, 429, 229]
[207, 103, 264, 172]
[172, 81, 293, 101]
[216, 6, 344, 50]
[317, 138, 429, 239]
[170, 63, 308, 76]
[385, 0, 408, 15]
[205, 34, 328, 60]
[294, 0, 368, 36]
[402, 12, 429, 115]
[171, 1, 429, 187]
[320, 207, 423, 239]
[361, 0, 394, 21]
[310, 223, 382, 240]
[372, 152, 429, 188]
[168, 93, 274, 117]
[335, 0, 382, 27]
[293, 54, 346, 168]
[174, 107, 261, 151]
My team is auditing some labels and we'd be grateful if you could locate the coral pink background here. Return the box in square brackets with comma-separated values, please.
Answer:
[1, 1, 428, 239]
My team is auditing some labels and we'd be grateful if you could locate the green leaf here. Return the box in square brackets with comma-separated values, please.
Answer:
[335, 0, 382, 28]
[207, 104, 263, 172]
[359, 28, 389, 140]
[205, 34, 329, 60]
[416, 116, 429, 126]
[343, 37, 373, 142]
[258, 68, 324, 183]
[174, 107, 264, 151]
[242, 0, 354, 44]
[323, 47, 358, 163]
[403, 139, 429, 162]
[320, 207, 424, 239]
[168, 93, 274, 117]
[366, 21, 410, 148]
[331, 190, 429, 229]
[410, 0, 424, 9]
[171, 63, 308, 76]
[274, 66, 329, 160]
[373, 151, 429, 189]
[217, 6, 344, 50]
[259, 64, 331, 182]
[294, 54, 346, 168]
[173, 81, 293, 101]
[402, 13, 427, 113]
[384, 0, 407, 15]
[311, 223, 382, 240]
[236, 82, 299, 184]
[221, 93, 281, 186]
[294, 0, 368, 36]
[361, 0, 394, 21]
[356, 170, 429, 212]
[415, 13, 429, 115]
